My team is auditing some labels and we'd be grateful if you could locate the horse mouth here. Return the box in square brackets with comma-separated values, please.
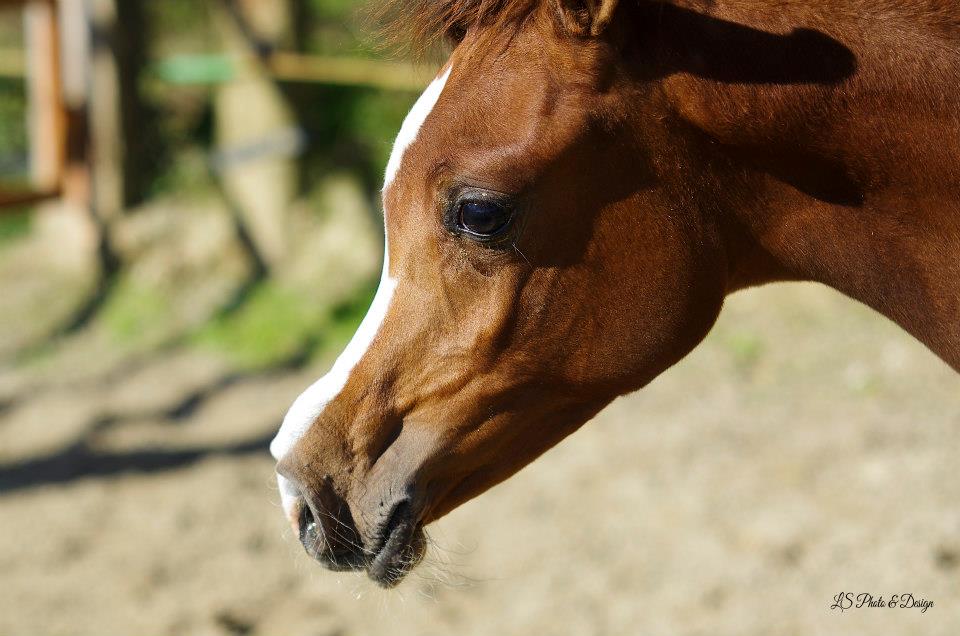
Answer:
[366, 500, 427, 588]
[294, 489, 427, 586]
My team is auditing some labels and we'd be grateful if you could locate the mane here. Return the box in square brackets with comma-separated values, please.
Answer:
[379, 0, 542, 50]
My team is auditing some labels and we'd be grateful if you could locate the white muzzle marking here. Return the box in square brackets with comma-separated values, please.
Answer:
[271, 65, 452, 517]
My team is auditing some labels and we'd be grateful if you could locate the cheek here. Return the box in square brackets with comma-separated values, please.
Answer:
[586, 216, 726, 384]
[419, 390, 610, 523]
[374, 258, 532, 410]
[504, 193, 726, 389]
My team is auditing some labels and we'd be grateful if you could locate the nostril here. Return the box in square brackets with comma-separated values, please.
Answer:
[287, 478, 366, 571]
[298, 501, 320, 551]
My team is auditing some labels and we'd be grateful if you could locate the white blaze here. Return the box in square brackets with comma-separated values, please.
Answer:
[384, 67, 452, 188]
[270, 65, 453, 498]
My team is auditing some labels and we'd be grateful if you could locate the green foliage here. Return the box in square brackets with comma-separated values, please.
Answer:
[290, 84, 415, 190]
[0, 9, 23, 48]
[0, 207, 30, 246]
[308, 0, 360, 21]
[348, 89, 418, 177]
[316, 280, 378, 356]
[144, 148, 213, 199]
[145, 1, 218, 56]
[0, 78, 28, 185]
[304, 0, 374, 55]
[139, 0, 417, 202]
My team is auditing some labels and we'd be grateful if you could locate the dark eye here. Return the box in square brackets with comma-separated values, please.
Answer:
[457, 200, 511, 237]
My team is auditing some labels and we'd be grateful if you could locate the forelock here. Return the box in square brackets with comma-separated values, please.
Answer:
[379, 0, 542, 50]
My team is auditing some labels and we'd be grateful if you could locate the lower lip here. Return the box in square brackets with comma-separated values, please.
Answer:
[367, 520, 421, 586]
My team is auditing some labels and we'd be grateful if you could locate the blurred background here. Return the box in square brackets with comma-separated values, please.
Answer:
[0, 1, 957, 635]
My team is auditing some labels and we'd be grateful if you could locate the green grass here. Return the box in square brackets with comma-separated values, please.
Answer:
[719, 329, 766, 377]
[101, 277, 173, 345]
[16, 338, 57, 371]
[193, 283, 317, 370]
[193, 279, 378, 370]
[96, 271, 380, 371]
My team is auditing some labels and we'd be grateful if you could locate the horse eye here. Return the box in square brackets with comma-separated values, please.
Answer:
[457, 200, 510, 237]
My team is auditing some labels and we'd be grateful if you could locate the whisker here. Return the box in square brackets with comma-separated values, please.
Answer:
[513, 242, 532, 266]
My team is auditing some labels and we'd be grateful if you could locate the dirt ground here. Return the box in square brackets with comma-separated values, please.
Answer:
[1, 283, 958, 636]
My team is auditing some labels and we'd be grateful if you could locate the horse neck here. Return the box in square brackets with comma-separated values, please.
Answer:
[722, 167, 960, 372]
[648, 1, 960, 369]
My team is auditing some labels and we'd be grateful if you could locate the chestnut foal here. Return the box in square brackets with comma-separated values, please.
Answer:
[272, 0, 960, 585]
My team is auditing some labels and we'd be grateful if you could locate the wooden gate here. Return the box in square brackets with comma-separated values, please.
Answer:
[0, 0, 69, 210]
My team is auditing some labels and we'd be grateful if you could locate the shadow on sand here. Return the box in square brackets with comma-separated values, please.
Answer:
[0, 429, 273, 493]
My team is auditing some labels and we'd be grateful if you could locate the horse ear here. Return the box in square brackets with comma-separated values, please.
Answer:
[551, 0, 620, 37]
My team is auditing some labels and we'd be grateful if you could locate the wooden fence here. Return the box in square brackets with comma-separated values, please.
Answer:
[0, 0, 430, 212]
[0, 0, 65, 210]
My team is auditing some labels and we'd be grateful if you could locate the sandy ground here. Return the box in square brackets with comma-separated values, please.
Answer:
[1, 283, 958, 636]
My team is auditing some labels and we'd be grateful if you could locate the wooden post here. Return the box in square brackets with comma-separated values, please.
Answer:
[213, 0, 298, 267]
[86, 0, 123, 222]
[23, 0, 65, 195]
[57, 0, 92, 209]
